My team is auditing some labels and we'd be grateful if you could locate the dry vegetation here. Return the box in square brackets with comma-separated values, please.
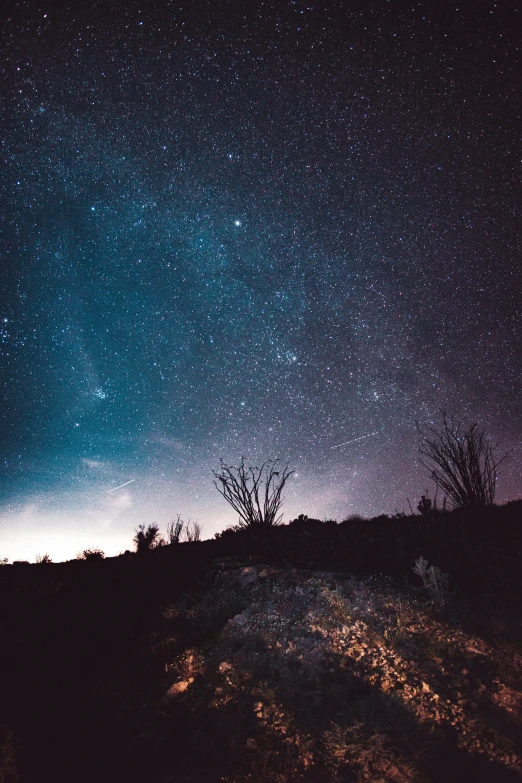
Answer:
[148, 562, 522, 782]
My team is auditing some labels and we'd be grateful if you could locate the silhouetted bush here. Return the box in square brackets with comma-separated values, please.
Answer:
[289, 514, 324, 530]
[183, 521, 202, 542]
[77, 547, 105, 562]
[342, 514, 365, 524]
[166, 516, 184, 544]
[213, 458, 293, 529]
[417, 413, 509, 508]
[134, 523, 162, 554]
[417, 494, 433, 516]
[214, 525, 244, 539]
[289, 513, 309, 525]
[35, 553, 52, 564]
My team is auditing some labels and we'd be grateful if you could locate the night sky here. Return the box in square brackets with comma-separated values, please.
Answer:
[1, 0, 520, 561]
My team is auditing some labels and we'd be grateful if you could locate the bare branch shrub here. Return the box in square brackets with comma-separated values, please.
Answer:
[183, 521, 201, 542]
[166, 516, 184, 544]
[413, 556, 452, 607]
[213, 458, 293, 529]
[35, 553, 52, 564]
[417, 413, 508, 508]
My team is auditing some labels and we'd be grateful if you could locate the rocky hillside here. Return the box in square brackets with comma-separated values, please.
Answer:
[141, 561, 522, 782]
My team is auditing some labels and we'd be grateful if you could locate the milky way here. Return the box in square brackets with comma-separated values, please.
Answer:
[1, 0, 520, 560]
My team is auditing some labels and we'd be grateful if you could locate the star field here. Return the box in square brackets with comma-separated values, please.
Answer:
[0, 0, 520, 560]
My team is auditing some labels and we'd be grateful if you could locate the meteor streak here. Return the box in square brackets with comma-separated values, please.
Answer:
[107, 479, 135, 492]
[331, 432, 378, 449]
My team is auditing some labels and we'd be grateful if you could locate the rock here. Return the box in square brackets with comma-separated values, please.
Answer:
[228, 612, 249, 629]
[239, 567, 259, 587]
[166, 679, 192, 698]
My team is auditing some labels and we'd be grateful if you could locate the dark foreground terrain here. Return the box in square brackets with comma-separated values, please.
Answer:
[1, 502, 521, 782]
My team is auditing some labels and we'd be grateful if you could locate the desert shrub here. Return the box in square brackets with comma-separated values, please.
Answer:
[342, 514, 365, 524]
[166, 516, 184, 544]
[289, 513, 310, 525]
[289, 514, 325, 529]
[417, 494, 433, 516]
[183, 521, 202, 542]
[77, 547, 105, 561]
[415, 490, 447, 520]
[133, 523, 162, 554]
[323, 692, 422, 782]
[214, 524, 244, 539]
[413, 556, 452, 607]
[213, 457, 293, 529]
[323, 519, 338, 530]
[417, 413, 509, 508]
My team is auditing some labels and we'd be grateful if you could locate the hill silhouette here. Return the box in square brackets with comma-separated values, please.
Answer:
[1, 500, 521, 782]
